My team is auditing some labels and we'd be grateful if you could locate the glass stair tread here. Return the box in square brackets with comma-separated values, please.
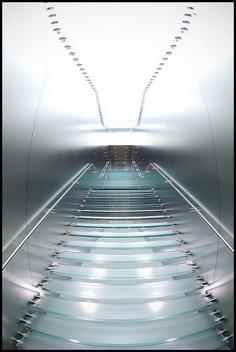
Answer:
[21, 329, 227, 350]
[64, 239, 180, 249]
[81, 204, 164, 208]
[33, 294, 209, 322]
[57, 250, 186, 263]
[87, 192, 157, 196]
[52, 263, 193, 281]
[66, 229, 176, 238]
[26, 311, 218, 347]
[91, 188, 154, 192]
[42, 278, 201, 300]
[91, 191, 155, 195]
[83, 199, 159, 202]
[69, 222, 172, 228]
[78, 209, 166, 213]
[85, 196, 159, 202]
[77, 215, 170, 220]
[80, 203, 164, 210]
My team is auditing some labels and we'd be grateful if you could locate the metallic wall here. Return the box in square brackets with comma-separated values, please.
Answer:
[133, 2, 234, 341]
[134, 2, 233, 249]
[3, 3, 108, 348]
[3, 2, 108, 264]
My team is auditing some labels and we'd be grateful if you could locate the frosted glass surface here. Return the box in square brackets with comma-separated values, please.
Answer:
[67, 230, 176, 238]
[28, 312, 217, 346]
[78, 215, 169, 220]
[79, 208, 166, 213]
[58, 250, 185, 263]
[70, 222, 172, 228]
[43, 278, 201, 300]
[34, 294, 209, 321]
[53, 263, 192, 281]
[22, 329, 227, 350]
[64, 239, 179, 249]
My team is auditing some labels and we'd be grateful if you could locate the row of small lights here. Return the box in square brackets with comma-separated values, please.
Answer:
[44, 2, 107, 128]
[136, 3, 198, 127]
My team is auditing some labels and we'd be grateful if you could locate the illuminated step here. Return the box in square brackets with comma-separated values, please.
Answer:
[77, 215, 170, 220]
[33, 294, 209, 322]
[91, 191, 155, 195]
[57, 250, 186, 263]
[82, 203, 164, 208]
[86, 195, 158, 199]
[52, 263, 192, 281]
[69, 222, 173, 229]
[42, 278, 201, 301]
[64, 238, 179, 249]
[66, 229, 176, 238]
[78, 208, 166, 213]
[83, 199, 160, 204]
[26, 311, 218, 347]
[91, 188, 154, 193]
[21, 329, 227, 350]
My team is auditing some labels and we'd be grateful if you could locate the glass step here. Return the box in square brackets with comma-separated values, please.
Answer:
[90, 191, 155, 195]
[78, 209, 166, 213]
[64, 239, 180, 249]
[52, 263, 193, 281]
[33, 294, 209, 322]
[26, 311, 218, 347]
[82, 203, 164, 208]
[77, 215, 170, 220]
[91, 189, 154, 193]
[66, 229, 176, 238]
[57, 250, 186, 263]
[83, 198, 160, 202]
[42, 278, 201, 301]
[21, 329, 227, 350]
[69, 222, 172, 229]
[86, 196, 158, 199]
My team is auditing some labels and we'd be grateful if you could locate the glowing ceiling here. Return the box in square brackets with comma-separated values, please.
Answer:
[45, 2, 193, 128]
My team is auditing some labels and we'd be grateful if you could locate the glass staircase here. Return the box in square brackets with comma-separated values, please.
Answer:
[14, 163, 230, 350]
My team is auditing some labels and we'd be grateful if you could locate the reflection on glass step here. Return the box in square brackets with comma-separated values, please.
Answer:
[86, 196, 158, 199]
[53, 263, 192, 281]
[79, 209, 166, 213]
[57, 250, 186, 263]
[69, 222, 172, 229]
[21, 329, 227, 350]
[82, 204, 164, 208]
[26, 311, 218, 347]
[83, 199, 159, 202]
[77, 215, 170, 220]
[90, 192, 155, 196]
[43, 278, 201, 300]
[34, 294, 209, 321]
[64, 239, 179, 249]
[67, 229, 176, 238]
[91, 189, 154, 193]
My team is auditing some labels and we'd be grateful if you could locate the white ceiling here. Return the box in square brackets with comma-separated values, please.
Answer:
[49, 2, 190, 128]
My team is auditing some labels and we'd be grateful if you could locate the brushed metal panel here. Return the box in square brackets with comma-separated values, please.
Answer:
[135, 3, 233, 247]
[2, 245, 35, 349]
[212, 244, 234, 344]
[3, 2, 109, 263]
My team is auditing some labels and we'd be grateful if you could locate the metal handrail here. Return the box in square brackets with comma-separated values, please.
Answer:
[90, 163, 100, 175]
[99, 161, 110, 178]
[2, 163, 94, 270]
[102, 162, 111, 189]
[151, 162, 234, 254]
[131, 163, 140, 189]
[131, 161, 143, 177]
